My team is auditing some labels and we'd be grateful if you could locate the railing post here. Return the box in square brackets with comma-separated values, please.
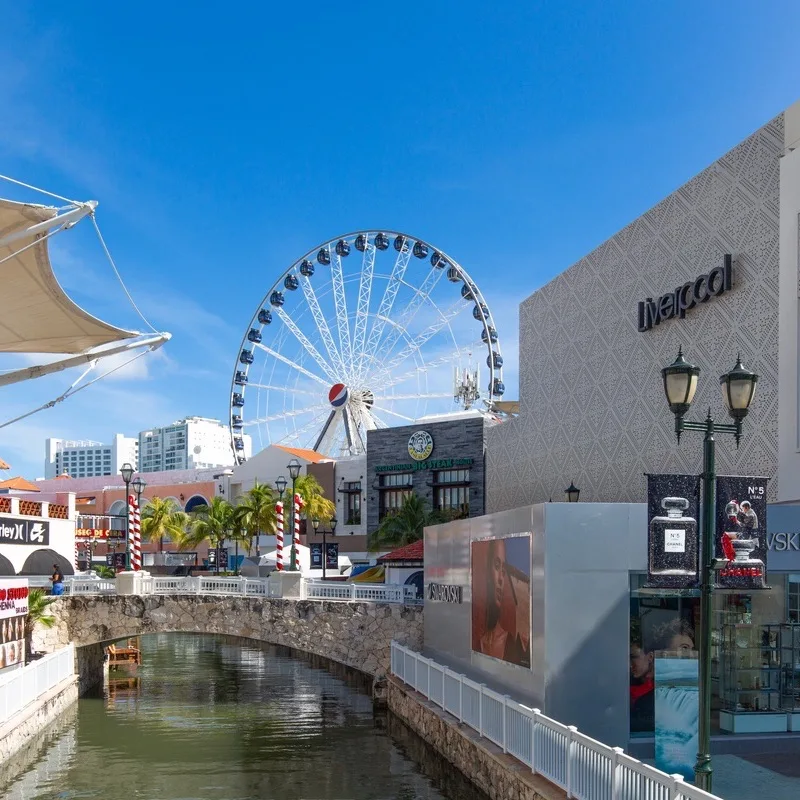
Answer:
[566, 725, 578, 799]
[531, 708, 541, 775]
[478, 684, 484, 738]
[441, 667, 446, 709]
[502, 696, 508, 753]
[611, 746, 624, 800]
[458, 675, 463, 722]
[350, 582, 356, 601]
[669, 774, 686, 800]
[196, 577, 202, 595]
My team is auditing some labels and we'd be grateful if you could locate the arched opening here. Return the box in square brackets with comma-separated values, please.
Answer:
[184, 495, 209, 513]
[19, 548, 75, 576]
[404, 570, 424, 599]
[108, 500, 127, 516]
[0, 553, 14, 576]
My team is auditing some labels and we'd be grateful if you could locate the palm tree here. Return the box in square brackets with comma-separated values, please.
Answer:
[367, 493, 429, 552]
[181, 496, 236, 574]
[293, 474, 335, 524]
[141, 497, 190, 554]
[24, 588, 57, 662]
[235, 482, 277, 559]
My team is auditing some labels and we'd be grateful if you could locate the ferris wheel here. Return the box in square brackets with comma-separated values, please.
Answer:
[229, 230, 504, 462]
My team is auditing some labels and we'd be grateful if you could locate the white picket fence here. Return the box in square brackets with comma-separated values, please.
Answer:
[0, 644, 75, 726]
[391, 642, 722, 800]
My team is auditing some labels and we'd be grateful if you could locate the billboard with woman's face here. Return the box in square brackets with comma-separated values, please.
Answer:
[471, 535, 531, 668]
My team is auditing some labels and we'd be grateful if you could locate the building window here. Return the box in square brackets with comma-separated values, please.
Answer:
[378, 473, 412, 521]
[789, 576, 800, 623]
[342, 481, 362, 525]
[433, 469, 470, 516]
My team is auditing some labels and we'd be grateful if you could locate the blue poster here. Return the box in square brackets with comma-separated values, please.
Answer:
[654, 656, 698, 781]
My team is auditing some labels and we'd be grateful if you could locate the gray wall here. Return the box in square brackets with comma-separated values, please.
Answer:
[423, 502, 647, 747]
[488, 111, 783, 511]
[366, 417, 486, 533]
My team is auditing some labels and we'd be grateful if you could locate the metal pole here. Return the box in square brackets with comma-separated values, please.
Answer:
[136, 489, 144, 569]
[695, 416, 716, 792]
[322, 528, 327, 581]
[290, 477, 298, 571]
[124, 478, 131, 570]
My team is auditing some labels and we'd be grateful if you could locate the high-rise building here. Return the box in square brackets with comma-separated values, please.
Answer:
[138, 417, 250, 473]
[44, 434, 139, 479]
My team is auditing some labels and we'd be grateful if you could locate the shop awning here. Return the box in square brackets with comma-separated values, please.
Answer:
[0, 198, 137, 353]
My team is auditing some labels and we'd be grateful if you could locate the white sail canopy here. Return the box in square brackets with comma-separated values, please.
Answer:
[0, 198, 137, 353]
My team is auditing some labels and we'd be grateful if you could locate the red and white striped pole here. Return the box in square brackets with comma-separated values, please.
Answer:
[132, 497, 142, 571]
[292, 493, 302, 571]
[127, 494, 136, 570]
[275, 500, 284, 571]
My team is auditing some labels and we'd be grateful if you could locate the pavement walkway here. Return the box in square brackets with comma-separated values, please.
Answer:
[693, 755, 800, 800]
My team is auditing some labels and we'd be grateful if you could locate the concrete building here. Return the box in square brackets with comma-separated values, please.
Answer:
[487, 99, 800, 510]
[44, 434, 138, 479]
[139, 417, 251, 473]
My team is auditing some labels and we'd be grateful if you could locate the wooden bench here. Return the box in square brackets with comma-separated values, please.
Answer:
[106, 640, 141, 667]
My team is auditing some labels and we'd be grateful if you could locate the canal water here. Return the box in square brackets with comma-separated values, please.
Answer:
[1, 633, 487, 800]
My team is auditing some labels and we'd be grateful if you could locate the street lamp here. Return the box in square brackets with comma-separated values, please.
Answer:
[661, 349, 758, 793]
[120, 463, 134, 570]
[564, 481, 580, 503]
[287, 459, 302, 571]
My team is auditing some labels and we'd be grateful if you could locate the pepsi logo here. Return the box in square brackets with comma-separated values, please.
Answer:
[329, 384, 348, 408]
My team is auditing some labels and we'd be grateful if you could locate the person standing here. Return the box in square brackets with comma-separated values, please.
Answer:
[51, 564, 65, 596]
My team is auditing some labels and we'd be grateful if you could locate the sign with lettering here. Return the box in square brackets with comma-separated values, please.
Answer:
[637, 255, 733, 332]
[767, 533, 800, 551]
[426, 582, 463, 603]
[0, 517, 50, 546]
[408, 430, 434, 461]
[0, 579, 29, 620]
[375, 457, 473, 474]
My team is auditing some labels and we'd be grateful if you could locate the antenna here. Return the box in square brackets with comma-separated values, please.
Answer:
[453, 363, 480, 410]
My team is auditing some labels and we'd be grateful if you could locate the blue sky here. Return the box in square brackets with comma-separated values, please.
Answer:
[1, 1, 799, 478]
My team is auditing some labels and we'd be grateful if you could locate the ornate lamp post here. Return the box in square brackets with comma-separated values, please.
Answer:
[661, 348, 758, 792]
[564, 481, 580, 503]
[311, 517, 321, 575]
[120, 463, 134, 570]
[132, 477, 147, 564]
[287, 459, 302, 571]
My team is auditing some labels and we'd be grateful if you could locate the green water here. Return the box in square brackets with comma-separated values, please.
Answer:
[2, 634, 486, 800]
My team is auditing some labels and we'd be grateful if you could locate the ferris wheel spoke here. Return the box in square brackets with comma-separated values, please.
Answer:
[242, 402, 330, 427]
[330, 253, 353, 376]
[300, 274, 347, 378]
[358, 266, 446, 383]
[371, 392, 453, 401]
[361, 241, 412, 373]
[379, 341, 482, 392]
[249, 383, 320, 398]
[372, 405, 415, 422]
[274, 307, 338, 383]
[363, 296, 470, 387]
[352, 241, 377, 378]
[276, 408, 333, 447]
[254, 343, 330, 388]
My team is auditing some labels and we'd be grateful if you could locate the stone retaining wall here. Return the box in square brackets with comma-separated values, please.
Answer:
[388, 677, 566, 800]
[34, 595, 423, 676]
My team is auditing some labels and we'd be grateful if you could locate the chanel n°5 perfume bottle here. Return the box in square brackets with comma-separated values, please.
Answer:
[648, 497, 698, 588]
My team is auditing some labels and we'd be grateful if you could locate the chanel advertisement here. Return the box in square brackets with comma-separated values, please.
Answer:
[715, 475, 768, 590]
[646, 474, 701, 589]
[471, 536, 530, 668]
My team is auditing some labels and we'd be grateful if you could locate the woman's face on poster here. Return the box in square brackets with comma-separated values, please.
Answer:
[491, 540, 507, 610]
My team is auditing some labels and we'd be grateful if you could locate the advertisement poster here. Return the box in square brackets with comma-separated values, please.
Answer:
[654, 655, 699, 781]
[471, 535, 531, 668]
[0, 579, 28, 670]
[646, 474, 701, 589]
[715, 476, 768, 589]
[325, 543, 339, 570]
[310, 543, 323, 569]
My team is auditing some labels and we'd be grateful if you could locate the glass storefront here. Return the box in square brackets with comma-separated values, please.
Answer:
[630, 573, 800, 737]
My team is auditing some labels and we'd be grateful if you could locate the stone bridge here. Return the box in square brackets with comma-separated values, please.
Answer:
[35, 595, 423, 678]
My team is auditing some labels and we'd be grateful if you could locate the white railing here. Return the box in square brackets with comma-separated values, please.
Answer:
[25, 574, 417, 604]
[390, 642, 722, 800]
[0, 644, 75, 726]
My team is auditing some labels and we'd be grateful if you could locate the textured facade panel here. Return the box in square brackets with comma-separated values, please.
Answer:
[487, 113, 784, 510]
